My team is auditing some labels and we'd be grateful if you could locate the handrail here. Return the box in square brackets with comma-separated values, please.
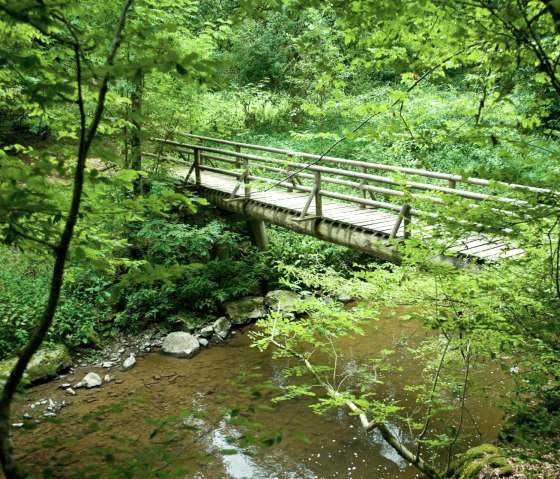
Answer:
[169, 133, 559, 197]
[151, 135, 555, 242]
[157, 140, 528, 208]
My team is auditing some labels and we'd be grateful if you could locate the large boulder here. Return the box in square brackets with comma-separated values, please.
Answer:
[264, 290, 301, 314]
[213, 316, 232, 339]
[0, 344, 72, 386]
[161, 332, 200, 359]
[223, 296, 266, 325]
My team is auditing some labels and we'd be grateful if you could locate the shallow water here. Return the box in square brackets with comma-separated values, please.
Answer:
[8, 314, 504, 479]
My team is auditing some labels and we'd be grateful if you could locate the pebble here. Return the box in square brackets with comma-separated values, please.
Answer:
[43, 412, 57, 418]
[59, 383, 71, 389]
[66, 388, 76, 396]
[46, 400, 66, 412]
[115, 379, 124, 384]
[12, 423, 24, 428]
[101, 361, 115, 368]
[104, 374, 113, 383]
[123, 353, 136, 371]
[23, 413, 32, 419]
[75, 372, 103, 389]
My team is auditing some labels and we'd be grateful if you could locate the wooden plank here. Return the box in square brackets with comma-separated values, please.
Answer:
[350, 215, 399, 227]
[455, 239, 491, 252]
[458, 242, 505, 255]
[474, 245, 510, 259]
[326, 206, 395, 219]
[502, 248, 524, 258]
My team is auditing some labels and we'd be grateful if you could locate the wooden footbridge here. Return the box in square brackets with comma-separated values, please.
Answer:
[149, 134, 551, 264]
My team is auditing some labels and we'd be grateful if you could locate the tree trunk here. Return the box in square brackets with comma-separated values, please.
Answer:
[130, 68, 144, 196]
[0, 2, 133, 477]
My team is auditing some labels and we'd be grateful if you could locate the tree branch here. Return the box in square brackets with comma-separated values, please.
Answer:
[415, 336, 452, 462]
[266, 320, 442, 479]
[446, 339, 472, 477]
[7, 221, 59, 251]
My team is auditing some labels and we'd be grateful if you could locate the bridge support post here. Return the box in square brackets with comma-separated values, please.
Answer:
[247, 219, 269, 252]
[314, 171, 323, 217]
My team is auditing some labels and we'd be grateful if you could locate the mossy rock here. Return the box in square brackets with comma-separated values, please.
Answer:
[171, 312, 203, 333]
[80, 330, 102, 349]
[223, 296, 266, 325]
[449, 444, 513, 479]
[264, 290, 302, 313]
[0, 344, 72, 387]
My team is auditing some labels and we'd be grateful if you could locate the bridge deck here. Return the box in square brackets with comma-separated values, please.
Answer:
[183, 168, 522, 262]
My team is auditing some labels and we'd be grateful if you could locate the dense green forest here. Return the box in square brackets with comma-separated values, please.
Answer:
[1, 1, 560, 478]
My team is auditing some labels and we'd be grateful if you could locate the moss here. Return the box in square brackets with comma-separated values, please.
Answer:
[450, 444, 514, 479]
[498, 465, 513, 476]
[83, 330, 102, 349]
[0, 344, 72, 386]
[488, 457, 509, 468]
[462, 460, 485, 478]
[464, 444, 501, 461]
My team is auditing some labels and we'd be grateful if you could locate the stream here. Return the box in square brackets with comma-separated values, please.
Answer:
[8, 314, 504, 478]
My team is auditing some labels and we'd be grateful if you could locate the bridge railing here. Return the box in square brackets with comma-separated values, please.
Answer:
[151, 134, 556, 240]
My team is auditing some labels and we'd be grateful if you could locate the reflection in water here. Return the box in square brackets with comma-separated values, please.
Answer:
[200, 419, 316, 479]
[372, 425, 410, 470]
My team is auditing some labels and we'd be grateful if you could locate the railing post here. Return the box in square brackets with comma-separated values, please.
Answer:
[287, 164, 294, 192]
[314, 170, 322, 217]
[236, 145, 242, 168]
[194, 147, 201, 186]
[389, 203, 411, 240]
[448, 179, 456, 189]
[243, 157, 250, 198]
[403, 211, 411, 240]
[360, 166, 367, 209]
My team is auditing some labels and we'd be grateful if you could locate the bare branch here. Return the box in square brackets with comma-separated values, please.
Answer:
[415, 336, 452, 461]
[446, 339, 472, 477]
[8, 221, 59, 251]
